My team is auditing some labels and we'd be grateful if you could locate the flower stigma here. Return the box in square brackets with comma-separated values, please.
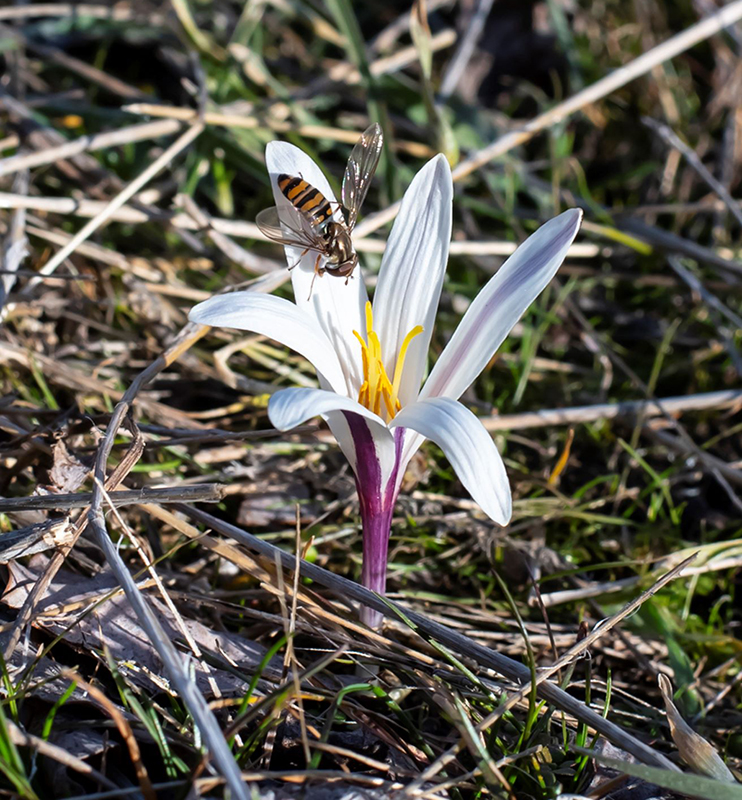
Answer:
[353, 301, 423, 420]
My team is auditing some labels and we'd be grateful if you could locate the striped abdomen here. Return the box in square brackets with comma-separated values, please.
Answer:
[278, 174, 333, 226]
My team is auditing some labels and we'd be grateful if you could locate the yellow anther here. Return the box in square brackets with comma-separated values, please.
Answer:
[352, 301, 423, 421]
[392, 324, 424, 398]
[365, 301, 374, 336]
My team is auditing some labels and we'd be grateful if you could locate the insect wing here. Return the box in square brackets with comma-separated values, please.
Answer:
[256, 206, 326, 253]
[341, 122, 383, 230]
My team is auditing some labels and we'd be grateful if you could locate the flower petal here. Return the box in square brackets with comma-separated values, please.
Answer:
[268, 386, 386, 431]
[372, 154, 453, 407]
[189, 292, 347, 394]
[268, 387, 399, 494]
[390, 397, 511, 525]
[421, 208, 583, 401]
[265, 141, 368, 395]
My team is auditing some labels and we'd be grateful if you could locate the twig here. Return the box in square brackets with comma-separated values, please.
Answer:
[538, 551, 742, 607]
[0, 483, 226, 513]
[478, 388, 742, 431]
[0, 192, 600, 257]
[0, 269, 92, 280]
[82, 324, 250, 800]
[643, 116, 742, 229]
[668, 256, 742, 330]
[616, 215, 742, 274]
[0, 119, 182, 178]
[643, 424, 742, 489]
[26, 121, 204, 285]
[0, 4, 166, 23]
[669, 254, 742, 375]
[438, 0, 495, 100]
[0, 518, 74, 562]
[122, 105, 434, 157]
[1, 24, 149, 100]
[354, 0, 742, 237]
[182, 505, 679, 772]
[0, 169, 28, 309]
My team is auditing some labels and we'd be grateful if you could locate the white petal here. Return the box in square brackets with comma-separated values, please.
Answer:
[421, 209, 583, 401]
[265, 142, 368, 395]
[268, 386, 386, 431]
[390, 397, 511, 525]
[372, 155, 453, 407]
[189, 292, 347, 394]
[268, 387, 400, 492]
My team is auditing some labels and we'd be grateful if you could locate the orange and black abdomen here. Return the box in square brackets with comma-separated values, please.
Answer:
[278, 174, 333, 225]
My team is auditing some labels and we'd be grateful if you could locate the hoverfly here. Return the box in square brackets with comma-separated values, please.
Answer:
[256, 123, 383, 296]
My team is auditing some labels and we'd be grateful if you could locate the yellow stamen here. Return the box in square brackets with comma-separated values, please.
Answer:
[352, 301, 423, 421]
[358, 379, 369, 408]
[365, 301, 374, 335]
[392, 324, 424, 398]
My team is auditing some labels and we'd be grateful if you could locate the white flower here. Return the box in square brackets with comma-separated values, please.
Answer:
[190, 141, 582, 625]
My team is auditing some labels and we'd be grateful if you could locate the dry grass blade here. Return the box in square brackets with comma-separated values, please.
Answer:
[63, 671, 156, 800]
[0, 120, 182, 178]
[182, 506, 680, 771]
[82, 324, 250, 800]
[658, 674, 737, 783]
[7, 721, 119, 792]
[479, 389, 742, 431]
[26, 122, 204, 285]
[644, 116, 742, 229]
[354, 0, 742, 237]
[0, 169, 28, 309]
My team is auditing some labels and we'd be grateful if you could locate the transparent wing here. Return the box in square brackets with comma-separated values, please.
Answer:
[256, 206, 327, 253]
[342, 122, 383, 230]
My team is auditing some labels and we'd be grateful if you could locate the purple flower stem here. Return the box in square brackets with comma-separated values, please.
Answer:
[359, 501, 393, 629]
[345, 413, 404, 629]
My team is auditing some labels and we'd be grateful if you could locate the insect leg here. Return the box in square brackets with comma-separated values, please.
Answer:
[287, 247, 310, 271]
[306, 253, 324, 300]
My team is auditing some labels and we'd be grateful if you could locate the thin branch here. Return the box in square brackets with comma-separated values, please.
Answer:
[438, 0, 495, 100]
[643, 116, 742, 229]
[403, 555, 695, 793]
[0, 483, 226, 513]
[669, 255, 742, 330]
[0, 4, 166, 23]
[84, 322, 250, 800]
[0, 192, 600, 257]
[478, 388, 742, 431]
[0, 169, 28, 309]
[0, 119, 182, 178]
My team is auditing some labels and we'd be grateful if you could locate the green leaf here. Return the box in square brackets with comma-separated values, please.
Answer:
[577, 748, 742, 800]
